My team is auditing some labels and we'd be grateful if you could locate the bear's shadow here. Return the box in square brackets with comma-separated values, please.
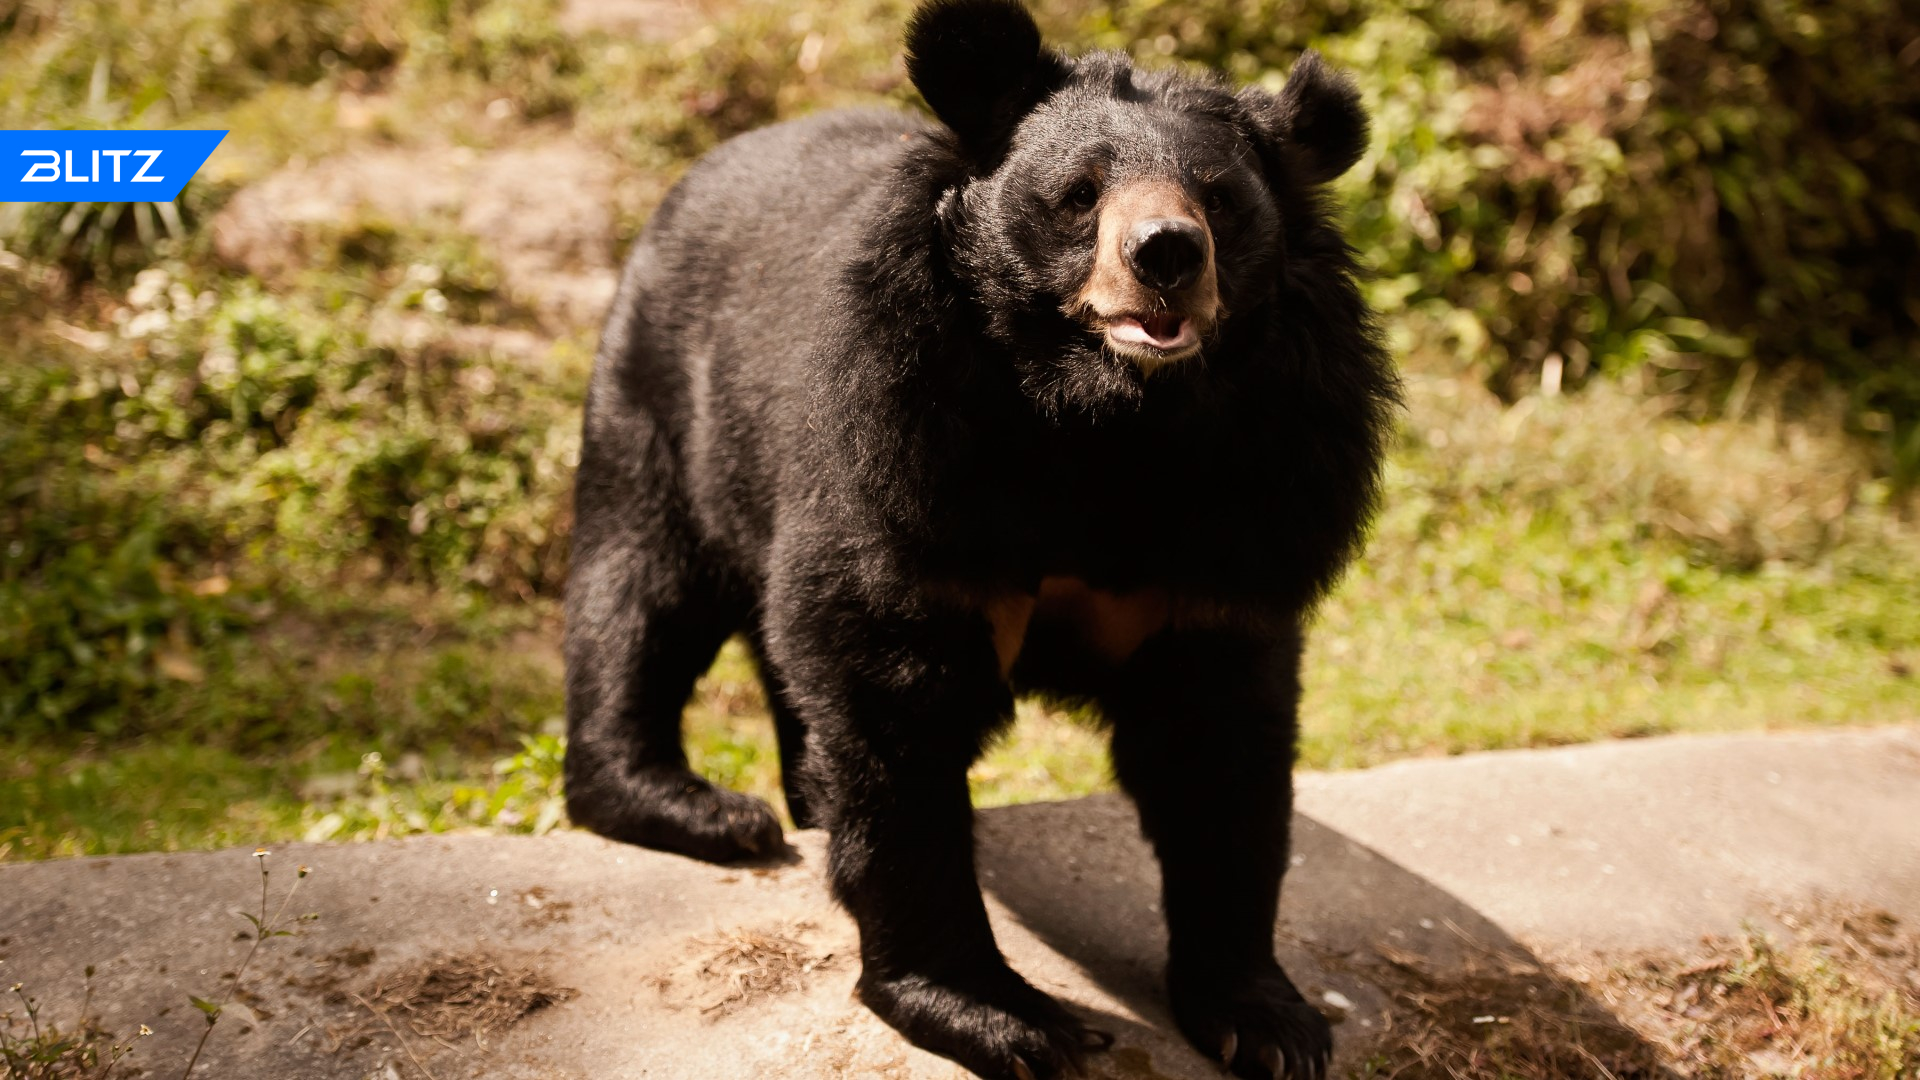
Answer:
[973, 794, 1676, 1076]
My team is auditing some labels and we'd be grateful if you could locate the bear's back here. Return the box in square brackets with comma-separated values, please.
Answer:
[613, 110, 926, 374]
[594, 108, 933, 569]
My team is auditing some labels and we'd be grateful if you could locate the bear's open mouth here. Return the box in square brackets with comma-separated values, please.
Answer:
[1106, 312, 1199, 355]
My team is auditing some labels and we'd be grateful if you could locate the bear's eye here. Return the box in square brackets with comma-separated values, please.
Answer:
[1204, 187, 1234, 216]
[1064, 179, 1100, 212]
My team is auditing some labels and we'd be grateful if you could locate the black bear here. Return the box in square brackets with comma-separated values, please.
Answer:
[564, 1, 1398, 1077]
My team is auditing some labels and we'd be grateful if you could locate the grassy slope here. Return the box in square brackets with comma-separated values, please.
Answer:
[1, 0, 1916, 863]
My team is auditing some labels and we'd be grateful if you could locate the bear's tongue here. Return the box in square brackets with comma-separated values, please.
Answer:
[1109, 313, 1193, 350]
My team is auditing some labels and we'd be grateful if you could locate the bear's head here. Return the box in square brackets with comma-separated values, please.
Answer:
[905, 0, 1370, 412]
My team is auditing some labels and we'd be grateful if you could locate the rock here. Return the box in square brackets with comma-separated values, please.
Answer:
[1291, 723, 1920, 958]
[3, 725, 1916, 1079]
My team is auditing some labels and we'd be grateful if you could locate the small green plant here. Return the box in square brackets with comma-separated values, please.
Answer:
[0, 969, 148, 1080]
[178, 849, 314, 1080]
[487, 732, 567, 835]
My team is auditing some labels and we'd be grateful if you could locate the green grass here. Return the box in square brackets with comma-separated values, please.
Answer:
[0, 0, 1916, 863]
[1300, 372, 1920, 768]
[0, 607, 571, 862]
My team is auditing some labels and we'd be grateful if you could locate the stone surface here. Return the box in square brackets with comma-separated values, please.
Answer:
[1293, 724, 1920, 958]
[3, 724, 1916, 1079]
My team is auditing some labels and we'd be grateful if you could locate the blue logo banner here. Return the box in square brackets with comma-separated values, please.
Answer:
[0, 130, 227, 203]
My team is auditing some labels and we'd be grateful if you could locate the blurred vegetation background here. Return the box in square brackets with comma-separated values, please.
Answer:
[1, 0, 1916, 863]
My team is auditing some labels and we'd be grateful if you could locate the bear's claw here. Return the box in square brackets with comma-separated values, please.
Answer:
[1171, 966, 1333, 1080]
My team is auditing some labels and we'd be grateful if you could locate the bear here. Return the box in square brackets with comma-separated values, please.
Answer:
[562, 1, 1399, 1077]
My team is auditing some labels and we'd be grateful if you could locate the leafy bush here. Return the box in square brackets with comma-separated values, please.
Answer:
[403, 0, 582, 117]
[0, 253, 580, 731]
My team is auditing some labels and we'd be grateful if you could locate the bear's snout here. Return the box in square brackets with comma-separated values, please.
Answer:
[1074, 178, 1222, 369]
[1124, 218, 1208, 292]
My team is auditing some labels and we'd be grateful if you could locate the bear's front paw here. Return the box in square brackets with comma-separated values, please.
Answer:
[1170, 964, 1332, 1080]
[858, 967, 1112, 1080]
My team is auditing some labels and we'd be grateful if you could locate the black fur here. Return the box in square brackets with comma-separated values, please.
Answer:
[564, 2, 1399, 1077]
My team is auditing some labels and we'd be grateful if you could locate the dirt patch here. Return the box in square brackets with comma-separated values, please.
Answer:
[327, 945, 379, 970]
[664, 921, 837, 1018]
[211, 147, 464, 280]
[1098, 1045, 1184, 1080]
[785, 1004, 915, 1078]
[456, 139, 626, 327]
[518, 885, 576, 927]
[283, 943, 381, 1006]
[362, 952, 574, 1047]
[211, 135, 635, 330]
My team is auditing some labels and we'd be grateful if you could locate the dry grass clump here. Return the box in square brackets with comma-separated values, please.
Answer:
[1624, 913, 1920, 1079]
[1401, 368, 1897, 572]
[363, 953, 572, 1047]
[680, 922, 835, 1017]
[1358, 942, 1668, 1079]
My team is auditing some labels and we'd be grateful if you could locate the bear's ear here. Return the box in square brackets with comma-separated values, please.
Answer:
[906, 0, 1067, 158]
[1241, 50, 1369, 185]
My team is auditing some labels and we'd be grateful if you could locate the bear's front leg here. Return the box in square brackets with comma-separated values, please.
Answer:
[1107, 625, 1332, 1080]
[765, 583, 1106, 1080]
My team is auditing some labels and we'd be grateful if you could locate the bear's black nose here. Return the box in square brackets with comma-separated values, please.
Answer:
[1123, 218, 1208, 292]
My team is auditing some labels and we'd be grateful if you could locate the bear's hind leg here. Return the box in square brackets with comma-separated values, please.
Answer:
[747, 628, 819, 830]
[563, 411, 783, 862]
[1106, 625, 1333, 1080]
[564, 568, 782, 861]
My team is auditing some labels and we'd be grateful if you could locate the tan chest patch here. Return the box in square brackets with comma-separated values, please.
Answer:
[979, 591, 1037, 678]
[1032, 577, 1172, 664]
[944, 576, 1220, 678]
[967, 577, 1176, 677]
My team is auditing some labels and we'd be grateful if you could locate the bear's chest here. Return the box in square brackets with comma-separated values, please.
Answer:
[925, 418, 1288, 588]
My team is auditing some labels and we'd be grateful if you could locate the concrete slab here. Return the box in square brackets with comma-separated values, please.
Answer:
[1291, 723, 1920, 958]
[3, 724, 1916, 1079]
